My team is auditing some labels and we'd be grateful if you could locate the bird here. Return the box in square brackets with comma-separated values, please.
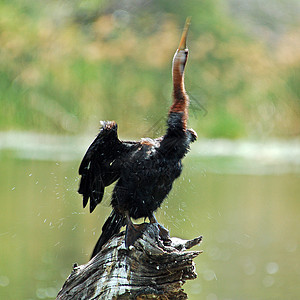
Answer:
[78, 18, 197, 258]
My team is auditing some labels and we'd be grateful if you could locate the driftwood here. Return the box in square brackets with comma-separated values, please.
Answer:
[57, 223, 202, 300]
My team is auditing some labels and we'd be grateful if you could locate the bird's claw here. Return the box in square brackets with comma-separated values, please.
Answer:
[125, 222, 148, 248]
[157, 223, 172, 246]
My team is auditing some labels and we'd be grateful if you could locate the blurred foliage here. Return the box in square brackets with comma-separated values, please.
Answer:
[0, 0, 299, 138]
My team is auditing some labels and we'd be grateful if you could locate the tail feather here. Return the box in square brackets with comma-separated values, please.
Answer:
[91, 210, 125, 258]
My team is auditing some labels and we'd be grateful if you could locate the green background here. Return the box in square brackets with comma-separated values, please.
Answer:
[1, 1, 299, 299]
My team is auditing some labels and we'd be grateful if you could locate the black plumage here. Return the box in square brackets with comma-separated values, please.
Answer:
[78, 19, 197, 258]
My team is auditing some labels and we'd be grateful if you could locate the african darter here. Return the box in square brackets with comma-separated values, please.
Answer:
[78, 18, 197, 258]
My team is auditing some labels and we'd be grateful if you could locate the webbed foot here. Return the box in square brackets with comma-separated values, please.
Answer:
[125, 212, 148, 248]
[150, 213, 172, 246]
[125, 222, 148, 248]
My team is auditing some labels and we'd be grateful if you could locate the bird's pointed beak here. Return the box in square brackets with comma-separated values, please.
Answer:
[178, 17, 191, 51]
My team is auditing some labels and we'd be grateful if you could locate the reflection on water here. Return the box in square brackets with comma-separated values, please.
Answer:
[1, 131, 300, 173]
[0, 133, 299, 299]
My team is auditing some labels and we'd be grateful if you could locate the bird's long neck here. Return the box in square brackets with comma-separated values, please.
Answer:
[160, 62, 189, 158]
[168, 53, 189, 131]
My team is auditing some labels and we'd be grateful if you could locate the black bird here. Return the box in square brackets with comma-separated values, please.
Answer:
[78, 18, 197, 258]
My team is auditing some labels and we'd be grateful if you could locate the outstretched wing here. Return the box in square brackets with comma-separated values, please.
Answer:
[78, 121, 123, 213]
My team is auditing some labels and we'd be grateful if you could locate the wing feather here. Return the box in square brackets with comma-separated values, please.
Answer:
[78, 121, 123, 213]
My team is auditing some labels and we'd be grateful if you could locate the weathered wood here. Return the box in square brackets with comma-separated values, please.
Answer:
[57, 224, 202, 300]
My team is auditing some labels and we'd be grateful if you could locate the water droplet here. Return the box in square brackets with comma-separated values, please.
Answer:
[46, 287, 57, 298]
[243, 260, 256, 275]
[206, 293, 218, 300]
[36, 288, 47, 299]
[0, 275, 9, 287]
[262, 275, 274, 287]
[266, 262, 279, 274]
[203, 269, 217, 281]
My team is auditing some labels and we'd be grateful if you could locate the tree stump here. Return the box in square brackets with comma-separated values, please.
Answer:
[57, 223, 202, 300]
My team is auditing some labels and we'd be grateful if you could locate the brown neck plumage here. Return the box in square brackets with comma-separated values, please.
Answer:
[169, 51, 189, 130]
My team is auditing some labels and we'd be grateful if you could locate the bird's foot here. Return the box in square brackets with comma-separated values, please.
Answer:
[125, 222, 148, 248]
[149, 214, 172, 246]
[157, 223, 172, 246]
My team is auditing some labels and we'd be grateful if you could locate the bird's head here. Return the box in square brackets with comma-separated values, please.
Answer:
[172, 17, 191, 77]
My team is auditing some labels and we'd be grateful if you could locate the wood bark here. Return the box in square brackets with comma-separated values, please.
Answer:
[57, 223, 202, 300]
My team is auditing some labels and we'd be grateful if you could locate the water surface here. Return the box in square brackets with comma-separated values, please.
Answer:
[0, 134, 299, 299]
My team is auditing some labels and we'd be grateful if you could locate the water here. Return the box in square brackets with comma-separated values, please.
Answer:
[0, 133, 299, 299]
